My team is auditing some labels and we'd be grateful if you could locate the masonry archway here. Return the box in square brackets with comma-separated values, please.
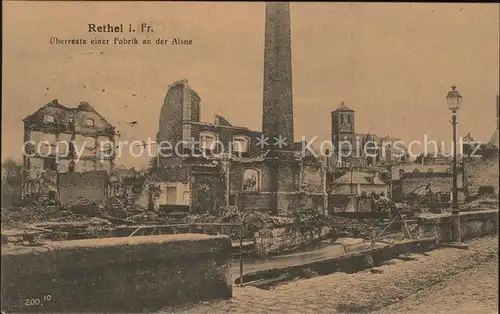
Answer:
[193, 176, 224, 215]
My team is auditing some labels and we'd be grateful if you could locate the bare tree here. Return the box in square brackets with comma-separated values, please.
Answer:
[1, 158, 22, 207]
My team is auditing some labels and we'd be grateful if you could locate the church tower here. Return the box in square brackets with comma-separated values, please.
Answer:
[331, 101, 355, 161]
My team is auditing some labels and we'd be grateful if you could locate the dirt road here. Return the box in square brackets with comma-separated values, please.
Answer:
[375, 257, 498, 314]
[166, 236, 498, 313]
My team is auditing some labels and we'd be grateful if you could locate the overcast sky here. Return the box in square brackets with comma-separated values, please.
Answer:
[3, 2, 499, 167]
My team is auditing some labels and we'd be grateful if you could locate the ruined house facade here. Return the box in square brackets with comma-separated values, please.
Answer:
[22, 99, 116, 201]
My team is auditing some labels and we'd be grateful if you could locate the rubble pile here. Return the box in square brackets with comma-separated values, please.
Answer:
[84, 222, 115, 238]
[124, 211, 164, 224]
[185, 213, 218, 224]
[2, 198, 402, 248]
[1, 206, 116, 244]
[291, 210, 382, 240]
[1, 199, 142, 243]
[1, 206, 72, 228]
[218, 211, 281, 239]
[376, 197, 397, 212]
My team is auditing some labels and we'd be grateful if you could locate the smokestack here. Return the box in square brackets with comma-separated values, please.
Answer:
[262, 2, 294, 149]
[496, 94, 499, 130]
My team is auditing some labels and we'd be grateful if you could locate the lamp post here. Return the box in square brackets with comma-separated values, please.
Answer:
[446, 85, 462, 243]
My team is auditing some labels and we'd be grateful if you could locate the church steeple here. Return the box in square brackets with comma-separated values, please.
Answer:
[331, 101, 355, 159]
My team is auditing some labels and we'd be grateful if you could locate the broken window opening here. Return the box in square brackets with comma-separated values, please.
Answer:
[44, 115, 55, 123]
[242, 168, 260, 191]
[43, 157, 57, 171]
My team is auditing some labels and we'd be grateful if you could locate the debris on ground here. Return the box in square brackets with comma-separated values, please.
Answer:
[124, 211, 163, 224]
[369, 268, 384, 274]
[300, 268, 319, 278]
[376, 197, 397, 212]
[396, 253, 418, 261]
[218, 211, 280, 239]
[185, 213, 218, 224]
[1, 205, 62, 227]
[1, 199, 419, 253]
[290, 210, 382, 240]
[1, 203, 130, 244]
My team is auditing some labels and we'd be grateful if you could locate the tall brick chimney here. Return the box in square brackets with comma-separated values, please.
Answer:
[262, 2, 294, 149]
[487, 94, 500, 148]
[496, 94, 499, 130]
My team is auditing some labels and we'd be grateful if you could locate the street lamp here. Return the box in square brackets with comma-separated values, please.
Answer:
[446, 85, 462, 243]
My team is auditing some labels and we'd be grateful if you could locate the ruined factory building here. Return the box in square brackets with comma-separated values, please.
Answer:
[143, 79, 326, 216]
[21, 99, 117, 207]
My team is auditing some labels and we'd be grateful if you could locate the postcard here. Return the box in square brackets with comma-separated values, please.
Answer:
[2, 2, 499, 313]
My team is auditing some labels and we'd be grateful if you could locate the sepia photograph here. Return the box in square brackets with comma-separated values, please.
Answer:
[1, 1, 499, 313]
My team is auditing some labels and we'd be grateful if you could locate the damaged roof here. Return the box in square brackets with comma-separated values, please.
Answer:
[213, 115, 233, 127]
[24, 99, 114, 133]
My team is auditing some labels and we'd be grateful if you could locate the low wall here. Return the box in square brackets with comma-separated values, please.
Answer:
[418, 209, 499, 242]
[1, 234, 232, 313]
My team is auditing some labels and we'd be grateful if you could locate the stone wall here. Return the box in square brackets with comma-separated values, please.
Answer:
[418, 209, 499, 242]
[58, 170, 107, 208]
[331, 184, 387, 195]
[157, 83, 185, 145]
[1, 234, 232, 313]
[299, 194, 325, 212]
[237, 192, 272, 212]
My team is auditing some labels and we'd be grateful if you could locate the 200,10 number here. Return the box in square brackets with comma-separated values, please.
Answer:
[24, 295, 51, 307]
